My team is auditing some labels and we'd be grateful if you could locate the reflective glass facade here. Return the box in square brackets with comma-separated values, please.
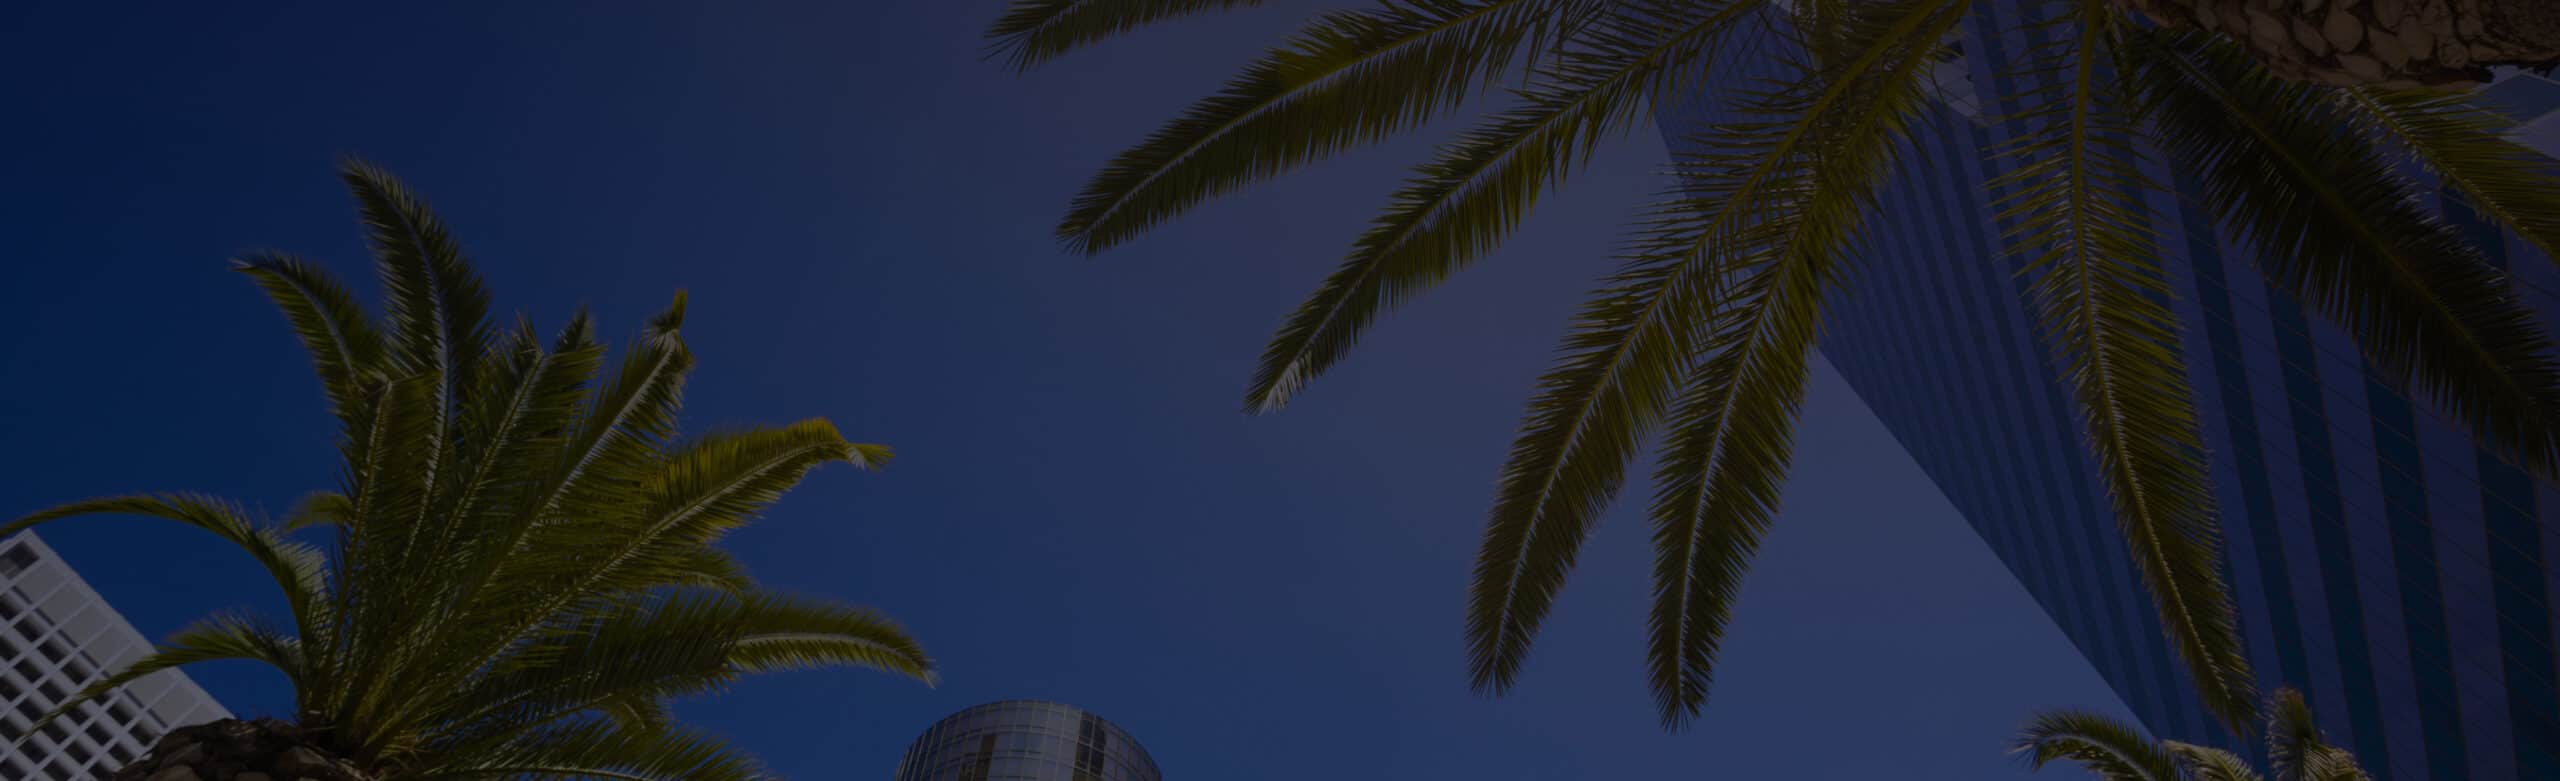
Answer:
[1656, 7, 2560, 779]
[891, 700, 1162, 781]
[0, 533, 230, 781]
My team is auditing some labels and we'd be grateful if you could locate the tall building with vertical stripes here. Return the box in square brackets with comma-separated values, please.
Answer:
[1657, 6, 2560, 779]
[1, 533, 229, 781]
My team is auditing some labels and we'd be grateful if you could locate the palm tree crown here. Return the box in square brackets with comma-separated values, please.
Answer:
[2016, 688, 2376, 780]
[4, 163, 933, 780]
[992, 0, 2560, 732]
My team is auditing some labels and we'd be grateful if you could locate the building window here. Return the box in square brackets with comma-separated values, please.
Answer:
[0, 545, 35, 578]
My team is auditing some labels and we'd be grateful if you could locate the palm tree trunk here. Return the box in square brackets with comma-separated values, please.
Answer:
[109, 718, 371, 781]
[2120, 0, 2560, 88]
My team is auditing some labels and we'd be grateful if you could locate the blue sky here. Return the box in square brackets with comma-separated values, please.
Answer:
[0, 1, 2136, 777]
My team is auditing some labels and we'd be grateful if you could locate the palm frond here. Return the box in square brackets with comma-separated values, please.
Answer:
[2166, 741, 2267, 781]
[1057, 0, 1566, 254]
[340, 160, 494, 584]
[1467, 0, 1959, 701]
[233, 251, 386, 422]
[2123, 29, 2560, 480]
[2264, 688, 2372, 781]
[331, 373, 445, 734]
[421, 719, 764, 781]
[429, 589, 927, 760]
[340, 159, 493, 404]
[280, 491, 354, 533]
[987, 0, 1266, 70]
[436, 317, 604, 567]
[428, 593, 741, 750]
[2000, 5, 2255, 731]
[1245, 0, 1770, 411]
[2012, 710, 2182, 780]
[35, 614, 307, 732]
[445, 420, 877, 698]
[2340, 85, 2560, 264]
[2, 494, 331, 662]
[722, 592, 935, 683]
[598, 696, 672, 735]
[1636, 0, 1959, 727]
[438, 293, 694, 643]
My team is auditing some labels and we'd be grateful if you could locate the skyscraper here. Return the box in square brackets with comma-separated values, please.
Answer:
[1656, 7, 2560, 779]
[891, 700, 1162, 781]
[0, 533, 229, 781]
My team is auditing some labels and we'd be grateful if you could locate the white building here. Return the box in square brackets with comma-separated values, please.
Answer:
[1, 533, 228, 780]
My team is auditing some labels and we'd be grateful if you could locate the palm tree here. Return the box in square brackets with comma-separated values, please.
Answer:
[990, 0, 2560, 732]
[4, 162, 933, 780]
[2016, 688, 2375, 780]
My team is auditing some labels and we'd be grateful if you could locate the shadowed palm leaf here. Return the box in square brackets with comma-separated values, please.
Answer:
[2014, 710, 2188, 780]
[998, 0, 2560, 731]
[2017, 688, 2375, 781]
[5, 162, 932, 781]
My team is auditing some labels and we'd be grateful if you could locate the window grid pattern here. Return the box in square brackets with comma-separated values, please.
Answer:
[1, 533, 229, 780]
[891, 700, 1161, 781]
[1655, 2, 2560, 777]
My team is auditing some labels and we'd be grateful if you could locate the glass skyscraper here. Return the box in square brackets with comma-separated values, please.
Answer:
[891, 700, 1162, 781]
[0, 533, 229, 781]
[1656, 5, 2560, 779]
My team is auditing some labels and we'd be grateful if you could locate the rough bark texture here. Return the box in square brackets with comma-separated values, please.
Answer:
[2118, 0, 2560, 88]
[107, 718, 372, 781]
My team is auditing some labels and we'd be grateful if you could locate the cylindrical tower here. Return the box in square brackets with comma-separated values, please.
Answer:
[890, 700, 1162, 781]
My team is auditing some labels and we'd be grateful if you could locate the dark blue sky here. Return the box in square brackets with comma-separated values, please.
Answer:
[0, 1, 2137, 777]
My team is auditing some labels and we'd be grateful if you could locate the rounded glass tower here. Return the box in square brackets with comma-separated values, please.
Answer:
[890, 700, 1162, 781]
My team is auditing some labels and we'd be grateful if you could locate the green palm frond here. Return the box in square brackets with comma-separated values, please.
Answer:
[427, 589, 926, 763]
[234, 251, 386, 423]
[2166, 741, 2266, 781]
[2340, 86, 2560, 263]
[721, 592, 935, 680]
[281, 490, 355, 532]
[597, 696, 672, 735]
[1998, 5, 2254, 731]
[425, 719, 765, 781]
[1468, 0, 1960, 710]
[1055, 0, 1567, 254]
[2022, 687, 2384, 781]
[2, 494, 332, 660]
[15, 162, 929, 777]
[1636, 0, 1958, 727]
[2012, 710, 2183, 780]
[2265, 689, 2372, 781]
[2123, 29, 2560, 479]
[988, 0, 1268, 70]
[1245, 0, 1769, 411]
[31, 614, 306, 733]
